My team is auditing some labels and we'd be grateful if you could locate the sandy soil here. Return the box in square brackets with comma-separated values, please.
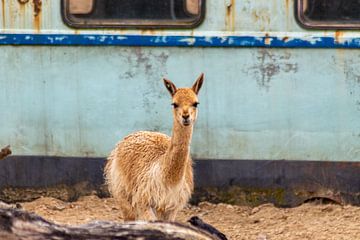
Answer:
[21, 195, 360, 240]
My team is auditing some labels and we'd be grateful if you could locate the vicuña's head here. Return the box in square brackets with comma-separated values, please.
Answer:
[163, 73, 204, 127]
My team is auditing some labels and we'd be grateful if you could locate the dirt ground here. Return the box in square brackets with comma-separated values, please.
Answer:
[21, 195, 360, 240]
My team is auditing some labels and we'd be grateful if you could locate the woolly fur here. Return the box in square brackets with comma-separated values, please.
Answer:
[104, 74, 204, 221]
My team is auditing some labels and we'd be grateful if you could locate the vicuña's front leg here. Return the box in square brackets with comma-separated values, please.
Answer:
[157, 209, 178, 222]
[136, 206, 157, 221]
[120, 202, 136, 221]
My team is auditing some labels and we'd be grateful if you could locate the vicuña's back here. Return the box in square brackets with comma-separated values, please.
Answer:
[104, 74, 204, 221]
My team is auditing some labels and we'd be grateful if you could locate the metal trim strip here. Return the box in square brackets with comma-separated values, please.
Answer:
[0, 33, 359, 48]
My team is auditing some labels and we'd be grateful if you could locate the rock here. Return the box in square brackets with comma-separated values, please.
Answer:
[251, 207, 260, 215]
[257, 233, 268, 240]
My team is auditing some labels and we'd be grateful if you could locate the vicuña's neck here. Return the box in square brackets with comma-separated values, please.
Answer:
[162, 120, 193, 186]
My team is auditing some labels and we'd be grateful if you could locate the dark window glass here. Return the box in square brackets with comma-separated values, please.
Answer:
[297, 0, 360, 29]
[62, 0, 205, 28]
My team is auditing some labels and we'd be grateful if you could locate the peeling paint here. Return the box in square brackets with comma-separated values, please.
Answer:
[282, 36, 289, 42]
[251, 8, 271, 32]
[264, 33, 272, 45]
[246, 49, 298, 90]
[178, 37, 196, 45]
[2, 1, 360, 167]
[0, 33, 360, 48]
[340, 58, 360, 110]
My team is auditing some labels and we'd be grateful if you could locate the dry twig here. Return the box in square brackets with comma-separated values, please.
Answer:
[0, 145, 11, 160]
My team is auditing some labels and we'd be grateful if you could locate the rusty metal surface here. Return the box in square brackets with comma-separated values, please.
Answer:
[0, 156, 106, 202]
[0, 0, 359, 47]
[0, 0, 359, 208]
[193, 159, 360, 207]
[0, 156, 360, 207]
[0, 0, 359, 206]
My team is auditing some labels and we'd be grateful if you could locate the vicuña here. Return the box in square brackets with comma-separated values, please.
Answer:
[104, 74, 204, 221]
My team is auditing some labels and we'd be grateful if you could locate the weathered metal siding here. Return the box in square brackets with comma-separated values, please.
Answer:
[2, 0, 299, 32]
[1, 0, 359, 47]
[1, 0, 360, 162]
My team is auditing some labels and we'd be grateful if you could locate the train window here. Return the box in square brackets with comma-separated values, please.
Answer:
[62, 0, 205, 28]
[296, 0, 360, 29]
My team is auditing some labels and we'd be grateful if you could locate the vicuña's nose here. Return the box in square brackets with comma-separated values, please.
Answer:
[182, 114, 190, 120]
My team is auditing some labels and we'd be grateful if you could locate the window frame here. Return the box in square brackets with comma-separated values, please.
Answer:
[296, 0, 360, 29]
[61, 0, 206, 29]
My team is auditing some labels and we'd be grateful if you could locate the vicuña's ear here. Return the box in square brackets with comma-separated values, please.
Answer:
[163, 78, 177, 96]
[192, 73, 204, 95]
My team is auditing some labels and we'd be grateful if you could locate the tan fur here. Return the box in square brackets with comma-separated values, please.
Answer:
[104, 74, 204, 221]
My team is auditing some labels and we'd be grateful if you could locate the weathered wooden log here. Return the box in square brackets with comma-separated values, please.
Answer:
[0, 145, 11, 160]
[188, 216, 228, 240]
[0, 208, 227, 240]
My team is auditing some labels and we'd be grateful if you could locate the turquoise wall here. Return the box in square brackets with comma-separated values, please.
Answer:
[1, 0, 360, 161]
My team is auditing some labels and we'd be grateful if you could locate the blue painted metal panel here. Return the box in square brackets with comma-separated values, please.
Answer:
[1, 46, 360, 162]
[1, 0, 360, 163]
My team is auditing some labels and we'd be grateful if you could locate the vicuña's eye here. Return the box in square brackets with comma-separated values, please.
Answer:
[172, 103, 179, 108]
[192, 102, 199, 108]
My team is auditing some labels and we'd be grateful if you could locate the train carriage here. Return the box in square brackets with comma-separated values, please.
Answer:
[1, 0, 360, 206]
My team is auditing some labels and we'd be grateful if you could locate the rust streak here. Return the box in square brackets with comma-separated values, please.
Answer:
[1, 0, 5, 29]
[116, 29, 126, 35]
[225, 0, 236, 31]
[282, 36, 289, 42]
[18, 0, 26, 28]
[252, 11, 259, 22]
[8, 0, 13, 29]
[33, 0, 42, 32]
[140, 29, 156, 35]
[231, 0, 235, 31]
[34, 13, 41, 32]
[335, 31, 343, 44]
[264, 33, 271, 45]
[33, 0, 41, 16]
[285, 0, 289, 30]
[285, 0, 289, 11]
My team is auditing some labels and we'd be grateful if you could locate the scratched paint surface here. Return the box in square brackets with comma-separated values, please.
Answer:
[1, 0, 360, 161]
[1, 46, 360, 161]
